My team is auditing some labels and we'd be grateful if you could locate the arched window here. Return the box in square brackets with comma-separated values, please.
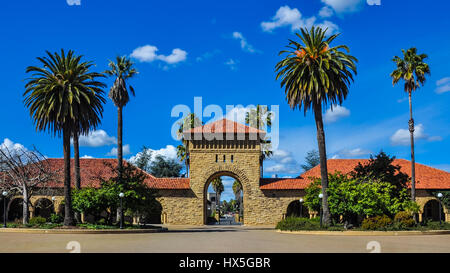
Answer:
[286, 200, 309, 218]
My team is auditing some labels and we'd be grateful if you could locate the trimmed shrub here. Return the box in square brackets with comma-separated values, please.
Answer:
[49, 213, 63, 224]
[276, 217, 321, 231]
[394, 211, 415, 228]
[28, 216, 47, 226]
[361, 215, 393, 230]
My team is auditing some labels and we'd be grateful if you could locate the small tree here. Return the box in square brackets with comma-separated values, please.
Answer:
[74, 162, 159, 225]
[0, 146, 58, 224]
[301, 150, 320, 172]
[351, 151, 409, 197]
[304, 178, 321, 214]
[133, 146, 152, 173]
[149, 155, 182, 178]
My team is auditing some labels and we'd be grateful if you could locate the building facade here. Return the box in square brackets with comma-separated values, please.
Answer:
[2, 119, 449, 225]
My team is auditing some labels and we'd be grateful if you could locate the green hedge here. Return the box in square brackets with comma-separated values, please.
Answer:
[276, 217, 343, 231]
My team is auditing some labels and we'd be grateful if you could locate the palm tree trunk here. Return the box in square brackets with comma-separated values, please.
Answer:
[118, 106, 123, 171]
[117, 106, 123, 225]
[73, 130, 81, 223]
[313, 103, 331, 225]
[408, 91, 416, 201]
[63, 127, 75, 226]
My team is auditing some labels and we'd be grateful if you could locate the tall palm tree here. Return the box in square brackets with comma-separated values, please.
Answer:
[176, 113, 203, 177]
[232, 180, 242, 199]
[232, 180, 243, 221]
[245, 105, 273, 177]
[24, 49, 106, 226]
[275, 26, 357, 225]
[390, 47, 430, 201]
[104, 56, 138, 174]
[211, 177, 224, 210]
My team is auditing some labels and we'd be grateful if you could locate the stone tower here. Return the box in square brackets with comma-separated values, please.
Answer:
[183, 118, 267, 225]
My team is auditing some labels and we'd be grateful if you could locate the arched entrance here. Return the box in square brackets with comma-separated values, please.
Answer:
[34, 198, 54, 219]
[143, 200, 163, 224]
[203, 171, 245, 225]
[8, 198, 25, 222]
[422, 199, 445, 222]
[286, 200, 309, 218]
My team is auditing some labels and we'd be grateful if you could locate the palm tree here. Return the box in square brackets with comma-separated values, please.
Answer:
[390, 47, 430, 201]
[211, 177, 224, 211]
[104, 56, 138, 174]
[245, 105, 273, 177]
[24, 49, 106, 226]
[176, 113, 203, 177]
[232, 180, 243, 218]
[275, 26, 357, 225]
[232, 180, 242, 199]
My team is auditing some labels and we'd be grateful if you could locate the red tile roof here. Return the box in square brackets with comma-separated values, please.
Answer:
[34, 158, 450, 191]
[146, 177, 190, 190]
[183, 118, 265, 135]
[41, 158, 189, 190]
[260, 159, 450, 190]
[260, 177, 310, 190]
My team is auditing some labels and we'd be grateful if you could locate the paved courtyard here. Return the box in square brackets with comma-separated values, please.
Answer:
[1, 225, 449, 253]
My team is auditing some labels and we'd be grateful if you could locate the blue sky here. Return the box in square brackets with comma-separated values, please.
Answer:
[1, 0, 450, 201]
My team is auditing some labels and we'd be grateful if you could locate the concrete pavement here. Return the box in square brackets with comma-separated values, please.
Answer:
[0, 225, 449, 253]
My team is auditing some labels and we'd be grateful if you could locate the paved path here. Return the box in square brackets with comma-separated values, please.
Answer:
[1, 225, 449, 253]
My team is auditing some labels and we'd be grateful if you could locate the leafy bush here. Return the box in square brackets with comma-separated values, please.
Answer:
[28, 216, 47, 226]
[361, 215, 393, 230]
[420, 221, 450, 230]
[394, 211, 416, 228]
[49, 213, 63, 224]
[72, 163, 159, 225]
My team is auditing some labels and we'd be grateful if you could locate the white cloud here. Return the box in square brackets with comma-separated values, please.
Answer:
[232, 32, 258, 53]
[81, 155, 93, 159]
[107, 144, 131, 157]
[390, 124, 442, 146]
[0, 138, 28, 158]
[436, 77, 450, 94]
[224, 59, 239, 70]
[316, 20, 340, 34]
[77, 130, 116, 147]
[332, 148, 372, 158]
[261, 6, 316, 32]
[319, 6, 334, 18]
[324, 105, 350, 123]
[130, 45, 187, 64]
[321, 0, 365, 14]
[261, 5, 339, 34]
[157, 48, 188, 64]
[265, 149, 301, 175]
[66, 0, 81, 6]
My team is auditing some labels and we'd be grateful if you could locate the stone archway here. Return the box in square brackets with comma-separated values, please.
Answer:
[34, 198, 54, 219]
[286, 200, 309, 219]
[203, 170, 246, 225]
[422, 199, 446, 222]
